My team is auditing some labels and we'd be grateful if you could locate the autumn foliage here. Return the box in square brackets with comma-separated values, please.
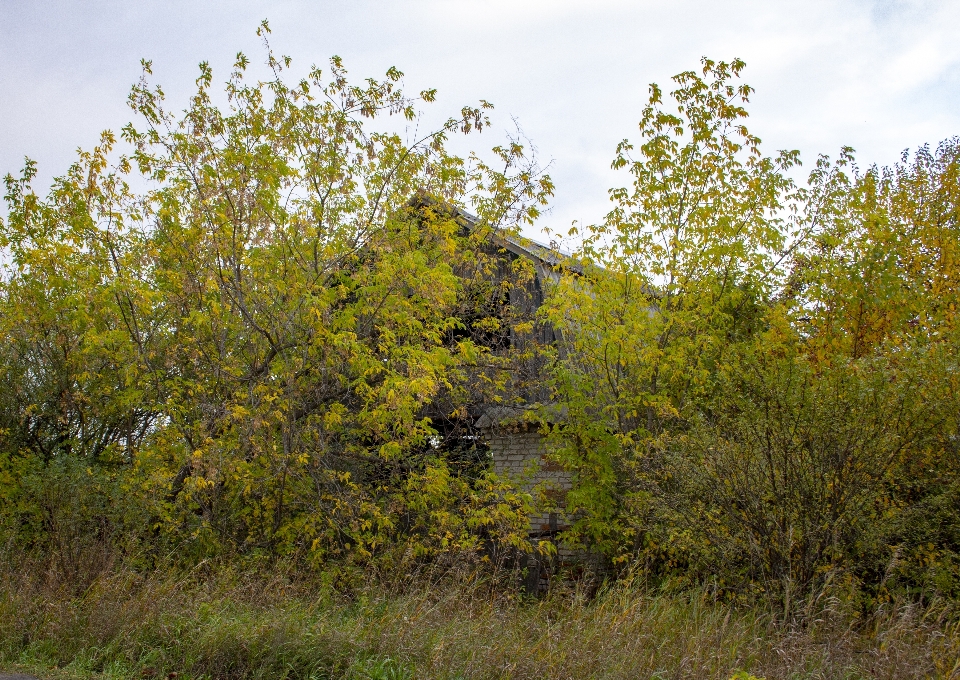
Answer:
[543, 59, 960, 603]
[1, 34, 959, 608]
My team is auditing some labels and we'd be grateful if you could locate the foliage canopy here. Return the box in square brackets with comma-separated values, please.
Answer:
[2, 40, 959, 603]
[0, 27, 553, 569]
[543, 58, 960, 601]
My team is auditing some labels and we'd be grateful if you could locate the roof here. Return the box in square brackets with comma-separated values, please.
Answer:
[474, 403, 568, 430]
[451, 206, 585, 275]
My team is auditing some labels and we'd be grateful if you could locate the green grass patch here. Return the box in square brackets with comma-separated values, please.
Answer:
[1, 563, 958, 679]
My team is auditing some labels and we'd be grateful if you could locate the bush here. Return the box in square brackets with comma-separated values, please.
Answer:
[644, 343, 960, 603]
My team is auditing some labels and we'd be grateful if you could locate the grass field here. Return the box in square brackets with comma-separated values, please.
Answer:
[2, 561, 959, 680]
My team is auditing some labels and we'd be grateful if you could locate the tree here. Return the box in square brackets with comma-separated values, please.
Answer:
[541, 58, 800, 561]
[0, 24, 552, 567]
[542, 60, 960, 601]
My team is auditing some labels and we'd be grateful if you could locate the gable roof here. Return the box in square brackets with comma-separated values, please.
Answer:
[450, 206, 584, 275]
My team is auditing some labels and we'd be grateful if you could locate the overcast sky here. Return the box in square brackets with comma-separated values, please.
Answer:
[1, 0, 958, 234]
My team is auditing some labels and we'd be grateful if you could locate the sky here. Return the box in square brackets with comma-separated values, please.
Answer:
[1, 0, 958, 236]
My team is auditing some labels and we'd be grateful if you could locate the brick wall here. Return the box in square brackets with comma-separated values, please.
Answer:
[489, 429, 572, 534]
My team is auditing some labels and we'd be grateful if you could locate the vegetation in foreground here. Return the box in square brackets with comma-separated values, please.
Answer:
[3, 22, 960, 679]
[2, 562, 959, 680]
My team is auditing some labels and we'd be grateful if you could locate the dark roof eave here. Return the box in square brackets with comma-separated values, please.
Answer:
[452, 207, 585, 275]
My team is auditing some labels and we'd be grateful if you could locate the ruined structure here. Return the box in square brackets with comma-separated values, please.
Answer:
[451, 212, 590, 587]
[409, 197, 587, 587]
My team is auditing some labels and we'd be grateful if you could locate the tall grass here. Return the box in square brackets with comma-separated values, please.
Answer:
[1, 559, 958, 680]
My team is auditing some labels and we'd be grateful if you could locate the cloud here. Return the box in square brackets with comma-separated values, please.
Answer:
[1, 0, 957, 233]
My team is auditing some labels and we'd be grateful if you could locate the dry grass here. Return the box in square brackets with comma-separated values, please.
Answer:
[1, 559, 959, 680]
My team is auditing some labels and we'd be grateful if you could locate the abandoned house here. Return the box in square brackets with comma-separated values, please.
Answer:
[439, 205, 587, 584]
